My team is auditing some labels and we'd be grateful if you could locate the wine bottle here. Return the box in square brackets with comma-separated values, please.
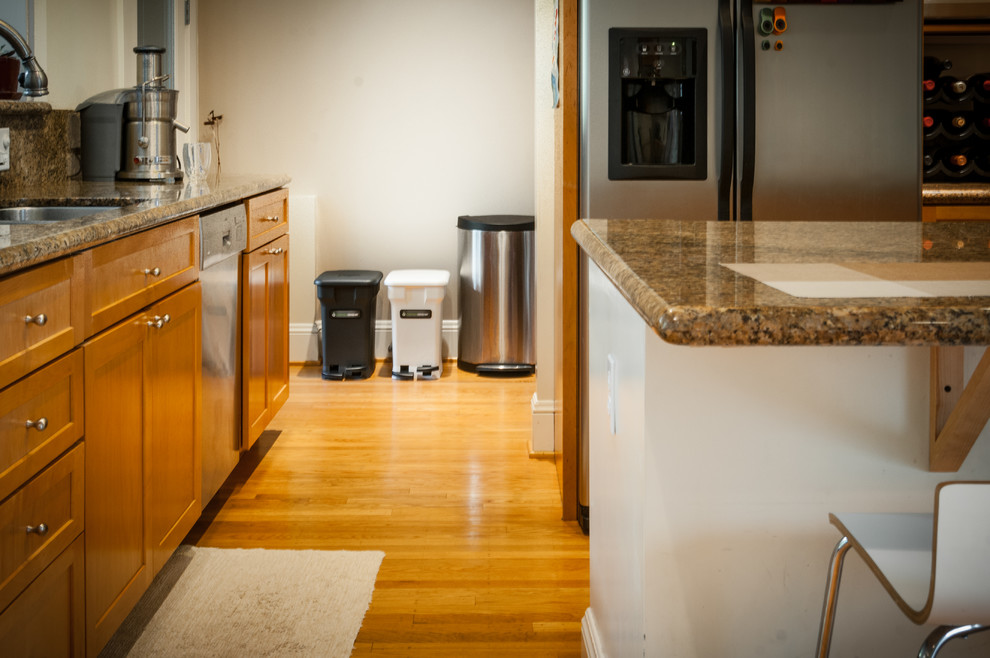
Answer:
[969, 73, 990, 103]
[923, 110, 945, 140]
[942, 148, 976, 178]
[976, 114, 990, 139]
[974, 150, 990, 178]
[941, 76, 973, 103]
[944, 111, 975, 139]
[924, 56, 951, 79]
[923, 151, 943, 180]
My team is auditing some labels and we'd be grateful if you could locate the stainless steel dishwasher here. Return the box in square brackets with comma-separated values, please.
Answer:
[199, 203, 247, 508]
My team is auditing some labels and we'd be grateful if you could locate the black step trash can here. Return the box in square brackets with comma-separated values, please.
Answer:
[314, 270, 383, 380]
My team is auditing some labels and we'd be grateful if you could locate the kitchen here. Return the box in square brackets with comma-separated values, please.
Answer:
[1, 0, 990, 657]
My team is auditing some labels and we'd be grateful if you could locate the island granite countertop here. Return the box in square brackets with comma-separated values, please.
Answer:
[0, 173, 290, 276]
[573, 218, 990, 347]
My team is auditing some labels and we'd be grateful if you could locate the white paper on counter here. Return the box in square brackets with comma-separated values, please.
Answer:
[722, 262, 990, 298]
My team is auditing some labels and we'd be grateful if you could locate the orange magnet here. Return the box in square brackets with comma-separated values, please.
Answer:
[773, 7, 787, 35]
[774, 40, 784, 52]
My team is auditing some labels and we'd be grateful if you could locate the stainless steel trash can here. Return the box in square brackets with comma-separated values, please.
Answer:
[457, 214, 535, 374]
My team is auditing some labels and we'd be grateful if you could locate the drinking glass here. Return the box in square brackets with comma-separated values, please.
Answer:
[183, 142, 211, 182]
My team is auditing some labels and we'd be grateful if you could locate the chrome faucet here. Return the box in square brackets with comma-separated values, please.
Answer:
[0, 19, 48, 96]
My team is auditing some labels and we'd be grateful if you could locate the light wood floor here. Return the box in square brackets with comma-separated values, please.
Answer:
[187, 363, 589, 656]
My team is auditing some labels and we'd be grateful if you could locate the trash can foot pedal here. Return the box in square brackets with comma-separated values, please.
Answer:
[417, 365, 440, 377]
[344, 366, 367, 379]
[392, 370, 415, 380]
[322, 371, 344, 381]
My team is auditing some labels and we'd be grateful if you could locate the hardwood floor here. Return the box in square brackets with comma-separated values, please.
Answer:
[187, 363, 589, 656]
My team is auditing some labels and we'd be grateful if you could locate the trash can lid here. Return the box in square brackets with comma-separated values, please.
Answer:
[314, 270, 383, 287]
[457, 215, 534, 231]
[384, 269, 450, 287]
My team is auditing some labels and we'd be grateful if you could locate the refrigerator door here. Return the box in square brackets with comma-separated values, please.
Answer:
[580, 0, 729, 221]
[738, 0, 922, 222]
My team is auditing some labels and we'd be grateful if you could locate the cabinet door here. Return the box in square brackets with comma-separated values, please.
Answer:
[241, 234, 289, 450]
[84, 313, 151, 657]
[146, 283, 202, 574]
[0, 534, 85, 657]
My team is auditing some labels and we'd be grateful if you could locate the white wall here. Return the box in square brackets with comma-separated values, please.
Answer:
[532, 0, 555, 452]
[198, 0, 536, 362]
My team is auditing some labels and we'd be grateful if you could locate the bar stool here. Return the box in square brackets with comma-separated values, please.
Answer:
[816, 481, 990, 658]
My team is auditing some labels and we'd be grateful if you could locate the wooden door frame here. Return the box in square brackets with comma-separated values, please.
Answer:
[554, 0, 579, 520]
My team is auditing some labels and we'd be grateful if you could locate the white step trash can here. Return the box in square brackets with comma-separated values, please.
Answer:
[384, 269, 450, 380]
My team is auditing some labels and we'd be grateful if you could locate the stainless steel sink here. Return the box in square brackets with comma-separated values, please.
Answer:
[0, 205, 121, 224]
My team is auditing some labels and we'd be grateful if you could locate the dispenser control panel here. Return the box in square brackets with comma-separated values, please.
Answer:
[608, 28, 707, 181]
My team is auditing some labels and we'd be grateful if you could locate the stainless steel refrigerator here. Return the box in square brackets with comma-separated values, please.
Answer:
[578, 0, 922, 530]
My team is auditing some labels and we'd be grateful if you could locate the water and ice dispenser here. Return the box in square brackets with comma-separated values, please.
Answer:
[608, 28, 706, 180]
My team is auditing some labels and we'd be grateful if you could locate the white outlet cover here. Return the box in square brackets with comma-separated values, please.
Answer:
[0, 127, 9, 171]
[607, 354, 616, 435]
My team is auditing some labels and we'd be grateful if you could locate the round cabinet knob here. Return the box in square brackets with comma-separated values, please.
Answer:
[264, 215, 281, 223]
[24, 313, 47, 326]
[143, 267, 162, 277]
[146, 314, 171, 329]
[25, 417, 48, 431]
[26, 523, 49, 536]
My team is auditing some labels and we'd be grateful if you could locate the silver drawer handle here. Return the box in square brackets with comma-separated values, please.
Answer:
[146, 314, 171, 329]
[143, 267, 162, 276]
[24, 313, 47, 326]
[263, 215, 281, 222]
[25, 417, 48, 431]
[26, 523, 49, 536]
[268, 247, 284, 255]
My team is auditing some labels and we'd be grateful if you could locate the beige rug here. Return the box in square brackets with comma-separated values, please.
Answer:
[102, 545, 384, 658]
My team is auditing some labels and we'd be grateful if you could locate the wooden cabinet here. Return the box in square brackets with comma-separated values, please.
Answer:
[245, 187, 288, 251]
[79, 215, 198, 337]
[0, 443, 85, 615]
[147, 284, 202, 572]
[0, 258, 86, 657]
[83, 281, 201, 656]
[923, 205, 990, 222]
[0, 350, 85, 502]
[0, 534, 85, 657]
[242, 190, 289, 450]
[0, 256, 85, 390]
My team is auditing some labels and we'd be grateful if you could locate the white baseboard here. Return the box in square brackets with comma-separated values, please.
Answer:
[290, 322, 321, 363]
[581, 607, 604, 658]
[531, 393, 555, 453]
[297, 320, 461, 364]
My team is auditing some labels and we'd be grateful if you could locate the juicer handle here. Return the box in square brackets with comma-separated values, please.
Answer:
[173, 120, 190, 133]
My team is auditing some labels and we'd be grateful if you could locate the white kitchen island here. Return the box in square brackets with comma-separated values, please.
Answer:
[574, 218, 990, 658]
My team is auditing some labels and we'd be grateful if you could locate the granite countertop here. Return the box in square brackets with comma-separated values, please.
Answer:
[0, 173, 290, 276]
[924, 183, 990, 205]
[573, 218, 990, 346]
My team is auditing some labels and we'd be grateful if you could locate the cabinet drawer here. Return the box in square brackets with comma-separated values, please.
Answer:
[0, 534, 85, 657]
[245, 188, 289, 252]
[0, 442, 84, 614]
[81, 215, 199, 336]
[0, 257, 85, 390]
[0, 350, 84, 502]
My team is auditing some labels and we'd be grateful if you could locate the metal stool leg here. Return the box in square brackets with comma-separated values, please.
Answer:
[919, 624, 990, 658]
[817, 536, 853, 658]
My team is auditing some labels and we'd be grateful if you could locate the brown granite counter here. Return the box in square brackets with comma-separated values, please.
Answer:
[573, 218, 990, 346]
[0, 173, 290, 276]
[924, 183, 990, 205]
